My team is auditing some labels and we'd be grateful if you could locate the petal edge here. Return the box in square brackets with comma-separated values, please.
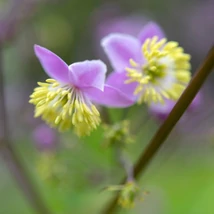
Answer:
[34, 45, 69, 83]
[101, 33, 141, 72]
[138, 22, 165, 44]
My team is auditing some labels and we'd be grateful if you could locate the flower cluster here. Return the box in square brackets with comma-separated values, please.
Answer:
[105, 181, 140, 208]
[30, 22, 191, 136]
[103, 120, 134, 147]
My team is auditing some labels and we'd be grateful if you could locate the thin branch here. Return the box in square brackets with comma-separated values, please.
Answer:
[102, 45, 214, 214]
[0, 45, 53, 214]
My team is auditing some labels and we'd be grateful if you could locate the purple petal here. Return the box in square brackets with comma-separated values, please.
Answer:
[83, 85, 135, 108]
[106, 71, 137, 101]
[149, 92, 202, 121]
[149, 99, 175, 121]
[187, 92, 201, 112]
[34, 45, 69, 83]
[101, 33, 141, 72]
[138, 22, 165, 44]
[68, 60, 107, 91]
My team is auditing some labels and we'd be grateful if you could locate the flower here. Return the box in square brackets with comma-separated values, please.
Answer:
[101, 22, 191, 105]
[30, 45, 132, 136]
[30, 45, 106, 136]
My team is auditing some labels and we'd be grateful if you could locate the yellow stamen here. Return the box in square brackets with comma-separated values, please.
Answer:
[125, 36, 191, 104]
[129, 59, 139, 67]
[29, 79, 101, 136]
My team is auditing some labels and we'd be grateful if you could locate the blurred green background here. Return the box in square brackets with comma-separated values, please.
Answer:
[0, 0, 214, 213]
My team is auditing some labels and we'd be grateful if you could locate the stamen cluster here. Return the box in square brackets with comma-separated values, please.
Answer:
[125, 36, 191, 104]
[29, 79, 100, 136]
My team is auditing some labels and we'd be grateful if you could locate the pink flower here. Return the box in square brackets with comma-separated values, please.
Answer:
[29, 45, 132, 136]
[101, 22, 191, 105]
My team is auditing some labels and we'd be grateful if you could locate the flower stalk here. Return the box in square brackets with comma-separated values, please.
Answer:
[116, 148, 134, 182]
[0, 45, 52, 214]
[102, 45, 214, 214]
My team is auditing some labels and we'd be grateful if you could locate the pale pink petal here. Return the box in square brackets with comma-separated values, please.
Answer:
[84, 85, 135, 108]
[101, 33, 141, 72]
[68, 60, 106, 91]
[34, 45, 69, 83]
[106, 71, 137, 101]
[138, 22, 165, 44]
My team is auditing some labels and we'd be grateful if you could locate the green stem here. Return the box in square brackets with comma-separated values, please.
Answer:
[102, 45, 214, 214]
[0, 46, 53, 214]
